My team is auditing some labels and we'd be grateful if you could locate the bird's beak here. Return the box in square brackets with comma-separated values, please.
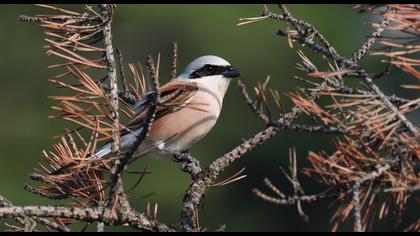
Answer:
[222, 67, 241, 78]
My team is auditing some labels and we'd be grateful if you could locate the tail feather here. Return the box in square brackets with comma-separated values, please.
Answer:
[93, 127, 145, 160]
[93, 142, 112, 159]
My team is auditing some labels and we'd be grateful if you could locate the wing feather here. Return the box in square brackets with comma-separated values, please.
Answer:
[121, 80, 198, 135]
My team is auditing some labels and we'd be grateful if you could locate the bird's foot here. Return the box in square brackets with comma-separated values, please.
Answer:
[172, 151, 202, 180]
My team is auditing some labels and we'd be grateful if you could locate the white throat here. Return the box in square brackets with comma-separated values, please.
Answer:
[181, 75, 231, 99]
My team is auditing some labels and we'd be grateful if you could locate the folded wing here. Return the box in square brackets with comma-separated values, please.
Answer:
[94, 80, 198, 159]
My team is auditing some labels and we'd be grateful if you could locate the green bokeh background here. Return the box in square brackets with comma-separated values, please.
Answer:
[0, 4, 417, 232]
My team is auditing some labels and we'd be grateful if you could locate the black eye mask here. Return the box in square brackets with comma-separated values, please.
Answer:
[189, 64, 232, 79]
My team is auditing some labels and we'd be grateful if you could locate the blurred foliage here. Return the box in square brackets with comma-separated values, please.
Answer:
[0, 4, 417, 232]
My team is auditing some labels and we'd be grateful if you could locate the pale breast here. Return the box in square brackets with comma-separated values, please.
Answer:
[146, 79, 227, 153]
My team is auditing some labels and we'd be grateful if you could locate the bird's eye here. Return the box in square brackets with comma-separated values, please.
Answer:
[205, 65, 214, 73]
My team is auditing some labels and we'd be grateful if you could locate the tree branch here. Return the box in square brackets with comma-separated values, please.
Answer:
[0, 195, 70, 232]
[105, 54, 161, 221]
[100, 4, 120, 155]
[0, 205, 173, 232]
[98, 4, 125, 223]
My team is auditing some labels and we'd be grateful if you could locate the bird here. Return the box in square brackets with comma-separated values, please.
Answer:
[94, 55, 241, 160]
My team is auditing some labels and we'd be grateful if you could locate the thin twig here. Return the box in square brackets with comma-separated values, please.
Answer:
[237, 80, 270, 125]
[101, 83, 137, 105]
[352, 182, 362, 232]
[253, 188, 339, 206]
[266, 5, 336, 53]
[362, 74, 418, 136]
[170, 41, 178, 80]
[351, 16, 390, 63]
[116, 47, 129, 93]
[271, 121, 346, 134]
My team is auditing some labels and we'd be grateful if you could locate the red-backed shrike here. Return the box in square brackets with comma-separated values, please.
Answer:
[94, 55, 241, 159]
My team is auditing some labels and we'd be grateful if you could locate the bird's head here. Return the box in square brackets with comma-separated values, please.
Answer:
[178, 55, 241, 81]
